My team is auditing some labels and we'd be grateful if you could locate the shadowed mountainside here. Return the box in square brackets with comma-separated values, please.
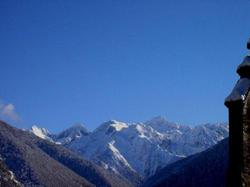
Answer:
[144, 138, 228, 187]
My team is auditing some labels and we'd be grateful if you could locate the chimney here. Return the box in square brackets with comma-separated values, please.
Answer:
[225, 38, 250, 187]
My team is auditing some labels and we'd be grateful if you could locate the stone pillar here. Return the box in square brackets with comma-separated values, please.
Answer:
[243, 91, 250, 186]
[225, 39, 250, 187]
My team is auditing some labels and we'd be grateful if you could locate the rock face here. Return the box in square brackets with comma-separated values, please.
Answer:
[0, 158, 22, 187]
[0, 120, 132, 187]
[143, 138, 229, 187]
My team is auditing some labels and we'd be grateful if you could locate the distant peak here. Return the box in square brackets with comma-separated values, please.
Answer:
[31, 125, 50, 134]
[110, 122, 128, 131]
[57, 123, 88, 136]
[95, 120, 128, 133]
[54, 123, 89, 144]
[29, 125, 51, 140]
[144, 116, 181, 133]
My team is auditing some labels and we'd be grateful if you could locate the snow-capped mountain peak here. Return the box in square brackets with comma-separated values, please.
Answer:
[56, 123, 88, 144]
[29, 125, 52, 140]
[28, 123, 89, 145]
[109, 120, 128, 131]
[94, 120, 128, 134]
[144, 116, 185, 134]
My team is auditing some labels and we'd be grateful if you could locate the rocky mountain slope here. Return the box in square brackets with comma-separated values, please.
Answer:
[0, 157, 22, 187]
[143, 138, 229, 187]
[0, 120, 133, 187]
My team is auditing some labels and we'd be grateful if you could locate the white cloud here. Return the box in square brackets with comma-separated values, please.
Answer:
[0, 102, 20, 122]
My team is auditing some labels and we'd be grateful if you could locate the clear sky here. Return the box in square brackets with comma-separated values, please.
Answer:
[0, 1, 250, 132]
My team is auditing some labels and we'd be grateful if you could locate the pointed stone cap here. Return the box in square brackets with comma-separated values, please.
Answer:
[237, 39, 250, 78]
[225, 39, 250, 107]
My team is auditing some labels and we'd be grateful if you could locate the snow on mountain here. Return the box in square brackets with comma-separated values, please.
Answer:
[56, 123, 89, 144]
[29, 123, 89, 145]
[169, 123, 228, 156]
[144, 116, 190, 139]
[29, 125, 53, 142]
[29, 117, 229, 181]
[67, 117, 228, 179]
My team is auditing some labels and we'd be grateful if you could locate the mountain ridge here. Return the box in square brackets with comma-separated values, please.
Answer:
[29, 116, 228, 183]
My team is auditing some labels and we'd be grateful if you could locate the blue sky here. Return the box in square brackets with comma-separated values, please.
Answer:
[0, 1, 250, 132]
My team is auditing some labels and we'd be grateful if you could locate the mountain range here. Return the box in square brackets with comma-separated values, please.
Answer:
[0, 120, 133, 187]
[0, 116, 230, 187]
[28, 116, 229, 184]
